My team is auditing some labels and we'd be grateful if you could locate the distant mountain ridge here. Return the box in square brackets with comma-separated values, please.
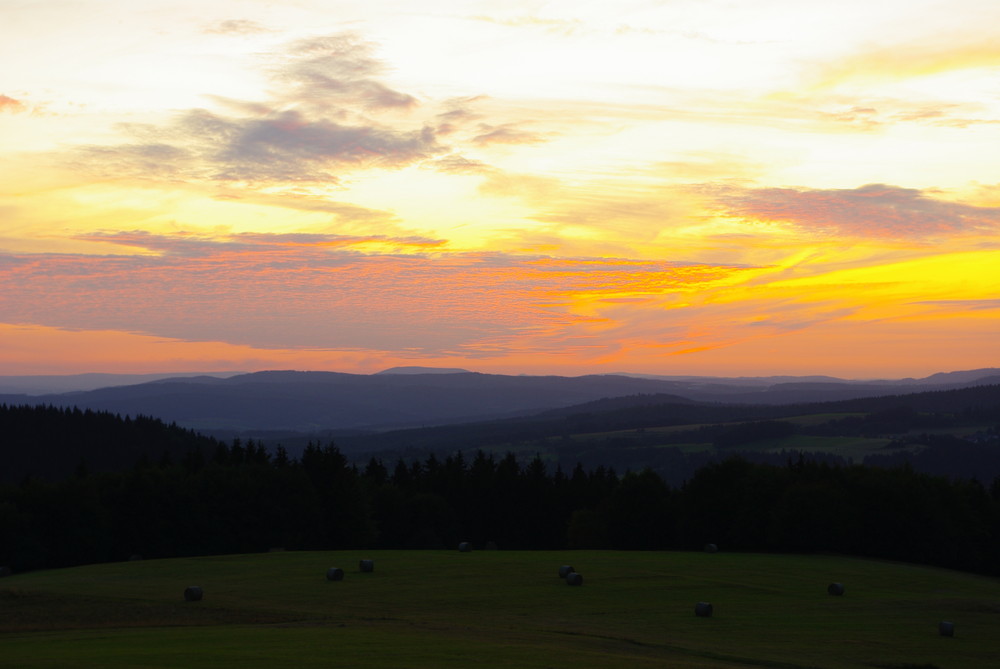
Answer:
[0, 371, 244, 395]
[0, 367, 997, 436]
[375, 366, 471, 375]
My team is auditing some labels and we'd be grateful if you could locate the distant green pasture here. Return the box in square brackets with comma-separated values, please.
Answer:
[2, 550, 998, 668]
[629, 434, 892, 459]
[541, 412, 895, 460]
[725, 434, 893, 460]
[782, 413, 866, 426]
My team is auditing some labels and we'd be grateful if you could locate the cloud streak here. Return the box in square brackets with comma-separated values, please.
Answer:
[75, 109, 441, 187]
[0, 94, 27, 113]
[707, 184, 1000, 239]
[915, 298, 1000, 311]
[0, 233, 747, 355]
[811, 37, 1000, 89]
[202, 19, 273, 36]
[471, 122, 548, 146]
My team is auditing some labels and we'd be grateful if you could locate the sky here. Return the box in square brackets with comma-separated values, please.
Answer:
[2, 0, 999, 379]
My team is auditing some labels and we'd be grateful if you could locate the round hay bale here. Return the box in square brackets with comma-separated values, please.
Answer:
[827, 582, 845, 596]
[458, 542, 472, 552]
[704, 543, 718, 553]
[695, 602, 713, 617]
[326, 567, 345, 581]
[566, 572, 583, 586]
[939, 621, 955, 637]
[183, 586, 203, 602]
[558, 565, 575, 579]
[359, 559, 375, 573]
[0, 566, 12, 577]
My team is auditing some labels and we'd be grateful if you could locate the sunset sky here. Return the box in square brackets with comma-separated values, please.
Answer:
[2, 0, 999, 378]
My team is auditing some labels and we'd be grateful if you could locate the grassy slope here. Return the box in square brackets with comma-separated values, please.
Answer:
[2, 550, 998, 668]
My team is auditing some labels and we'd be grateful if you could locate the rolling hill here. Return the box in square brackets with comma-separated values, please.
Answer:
[1, 367, 997, 437]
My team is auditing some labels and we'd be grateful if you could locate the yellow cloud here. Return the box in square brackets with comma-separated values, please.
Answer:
[755, 250, 1000, 323]
[810, 38, 1000, 89]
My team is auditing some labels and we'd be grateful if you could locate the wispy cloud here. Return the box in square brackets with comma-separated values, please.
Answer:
[77, 230, 448, 257]
[915, 298, 1000, 310]
[707, 184, 1000, 239]
[72, 106, 440, 187]
[276, 34, 419, 111]
[0, 94, 27, 113]
[471, 122, 548, 146]
[469, 13, 586, 36]
[428, 154, 493, 175]
[767, 93, 1000, 133]
[0, 233, 747, 355]
[202, 19, 274, 36]
[810, 37, 1000, 89]
[64, 32, 442, 189]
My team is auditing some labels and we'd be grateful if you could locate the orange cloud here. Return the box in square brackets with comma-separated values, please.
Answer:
[3, 241, 996, 378]
[0, 234, 747, 357]
[0, 94, 27, 113]
[78, 230, 448, 256]
[0, 323, 388, 375]
[648, 309, 1000, 379]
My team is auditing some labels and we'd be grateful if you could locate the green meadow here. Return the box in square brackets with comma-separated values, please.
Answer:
[2, 550, 998, 668]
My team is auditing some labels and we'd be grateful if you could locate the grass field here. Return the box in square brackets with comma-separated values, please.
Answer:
[2, 550, 999, 668]
[531, 412, 897, 459]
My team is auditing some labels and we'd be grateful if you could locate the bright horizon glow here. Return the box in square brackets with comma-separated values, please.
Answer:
[2, 0, 998, 378]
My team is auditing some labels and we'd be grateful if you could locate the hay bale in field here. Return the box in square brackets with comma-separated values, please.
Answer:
[458, 542, 472, 552]
[183, 586, 203, 602]
[566, 572, 583, 586]
[359, 559, 375, 572]
[704, 543, 718, 553]
[326, 567, 345, 581]
[939, 621, 955, 637]
[558, 565, 575, 578]
[827, 582, 845, 596]
[695, 602, 713, 617]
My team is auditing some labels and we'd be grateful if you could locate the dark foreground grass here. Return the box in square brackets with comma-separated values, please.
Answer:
[2, 550, 998, 668]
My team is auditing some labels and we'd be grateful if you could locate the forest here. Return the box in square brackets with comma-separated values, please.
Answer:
[334, 384, 1000, 485]
[2, 404, 999, 577]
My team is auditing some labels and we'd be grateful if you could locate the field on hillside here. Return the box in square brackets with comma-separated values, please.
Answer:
[558, 430, 891, 458]
[2, 550, 999, 668]
[489, 412, 901, 462]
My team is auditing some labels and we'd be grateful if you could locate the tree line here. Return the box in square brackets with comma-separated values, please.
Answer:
[3, 432, 1000, 576]
[0, 404, 220, 483]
